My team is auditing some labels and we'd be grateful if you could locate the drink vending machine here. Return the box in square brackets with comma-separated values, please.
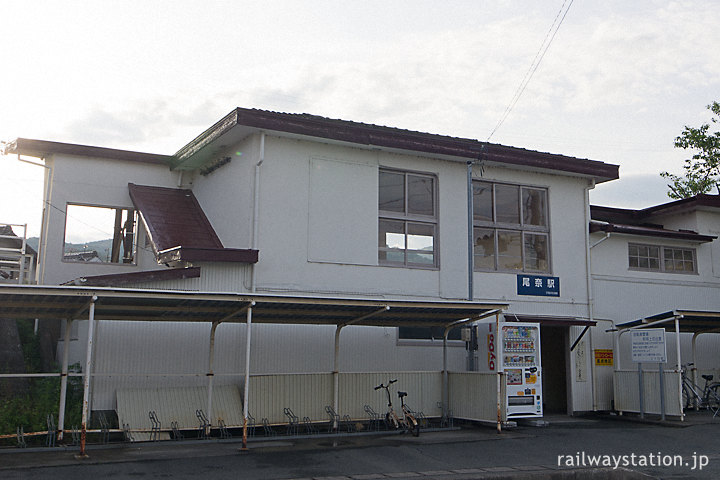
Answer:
[477, 320, 543, 418]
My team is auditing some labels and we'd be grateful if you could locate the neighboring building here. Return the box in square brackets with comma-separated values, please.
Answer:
[590, 195, 720, 384]
[6, 107, 636, 417]
[0, 224, 35, 284]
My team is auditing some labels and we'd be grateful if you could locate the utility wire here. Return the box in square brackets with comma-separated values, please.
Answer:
[487, 0, 575, 142]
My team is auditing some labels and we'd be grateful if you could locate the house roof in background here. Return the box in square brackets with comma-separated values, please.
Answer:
[63, 266, 202, 287]
[591, 194, 720, 223]
[128, 183, 258, 264]
[589, 220, 716, 243]
[172, 108, 620, 183]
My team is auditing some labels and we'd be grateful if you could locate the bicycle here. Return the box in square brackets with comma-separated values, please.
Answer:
[681, 363, 720, 416]
[374, 379, 420, 437]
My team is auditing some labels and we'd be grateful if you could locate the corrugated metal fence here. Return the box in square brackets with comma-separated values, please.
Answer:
[614, 370, 682, 417]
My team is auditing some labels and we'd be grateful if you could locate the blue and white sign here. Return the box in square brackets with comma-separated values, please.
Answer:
[516, 275, 560, 297]
[631, 329, 667, 363]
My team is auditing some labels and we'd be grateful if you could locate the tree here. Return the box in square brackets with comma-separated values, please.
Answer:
[660, 101, 720, 199]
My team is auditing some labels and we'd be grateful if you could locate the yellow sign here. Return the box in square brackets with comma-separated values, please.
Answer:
[594, 349, 613, 366]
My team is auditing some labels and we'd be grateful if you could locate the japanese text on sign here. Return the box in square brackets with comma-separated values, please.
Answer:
[517, 275, 560, 297]
[594, 349, 613, 366]
[631, 329, 667, 363]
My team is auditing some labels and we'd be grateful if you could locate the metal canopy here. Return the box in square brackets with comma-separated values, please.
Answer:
[617, 310, 720, 334]
[0, 284, 507, 328]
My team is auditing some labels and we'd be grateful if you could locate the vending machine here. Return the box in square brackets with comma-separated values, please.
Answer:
[477, 320, 543, 418]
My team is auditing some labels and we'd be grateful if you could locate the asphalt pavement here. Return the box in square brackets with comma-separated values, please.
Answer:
[1, 413, 719, 480]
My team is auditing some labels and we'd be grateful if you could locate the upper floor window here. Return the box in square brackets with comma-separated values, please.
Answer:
[378, 169, 437, 267]
[63, 204, 137, 264]
[472, 181, 549, 273]
[628, 243, 696, 274]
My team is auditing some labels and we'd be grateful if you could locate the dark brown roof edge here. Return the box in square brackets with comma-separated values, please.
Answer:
[157, 247, 259, 264]
[507, 315, 596, 327]
[590, 221, 717, 243]
[174, 107, 619, 182]
[591, 194, 720, 221]
[7, 138, 173, 165]
[63, 267, 201, 287]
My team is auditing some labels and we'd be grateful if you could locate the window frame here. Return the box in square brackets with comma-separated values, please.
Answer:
[396, 325, 465, 346]
[628, 242, 697, 275]
[472, 180, 551, 274]
[62, 202, 139, 266]
[378, 167, 439, 269]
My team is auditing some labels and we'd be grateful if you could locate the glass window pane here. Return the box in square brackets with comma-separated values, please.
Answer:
[379, 171, 405, 212]
[379, 219, 405, 263]
[649, 246, 660, 259]
[683, 250, 693, 261]
[522, 188, 547, 227]
[648, 258, 659, 269]
[639, 246, 649, 257]
[524, 233, 548, 272]
[495, 184, 520, 224]
[497, 230, 522, 270]
[473, 181, 493, 222]
[407, 222, 434, 265]
[629, 245, 638, 256]
[629, 256, 639, 268]
[407, 175, 434, 216]
[664, 259, 674, 271]
[474, 228, 495, 270]
[64, 204, 136, 263]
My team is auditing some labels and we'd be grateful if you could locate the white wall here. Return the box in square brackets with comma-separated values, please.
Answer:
[40, 154, 177, 285]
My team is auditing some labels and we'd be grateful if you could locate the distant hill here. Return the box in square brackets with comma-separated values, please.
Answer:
[27, 237, 115, 262]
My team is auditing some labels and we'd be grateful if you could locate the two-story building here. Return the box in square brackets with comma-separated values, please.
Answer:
[9, 107, 677, 431]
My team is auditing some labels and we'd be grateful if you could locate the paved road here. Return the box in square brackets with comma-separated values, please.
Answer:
[1, 416, 719, 479]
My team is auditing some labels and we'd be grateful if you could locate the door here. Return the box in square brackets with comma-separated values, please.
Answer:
[540, 326, 569, 414]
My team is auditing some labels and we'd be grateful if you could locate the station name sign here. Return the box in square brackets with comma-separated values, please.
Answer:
[517, 275, 560, 297]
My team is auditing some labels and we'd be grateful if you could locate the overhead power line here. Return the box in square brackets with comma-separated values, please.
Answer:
[487, 0, 575, 142]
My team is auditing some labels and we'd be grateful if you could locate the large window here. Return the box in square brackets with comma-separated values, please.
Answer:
[628, 243, 696, 274]
[63, 204, 137, 264]
[472, 181, 549, 273]
[378, 169, 438, 267]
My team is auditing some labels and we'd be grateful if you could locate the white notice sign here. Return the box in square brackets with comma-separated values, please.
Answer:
[631, 329, 667, 363]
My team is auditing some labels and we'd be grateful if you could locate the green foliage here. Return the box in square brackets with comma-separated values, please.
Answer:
[661, 101, 720, 199]
[0, 321, 83, 438]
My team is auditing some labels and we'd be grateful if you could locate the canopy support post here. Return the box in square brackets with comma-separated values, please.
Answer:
[57, 318, 72, 442]
[675, 316, 683, 421]
[241, 303, 255, 451]
[77, 295, 97, 459]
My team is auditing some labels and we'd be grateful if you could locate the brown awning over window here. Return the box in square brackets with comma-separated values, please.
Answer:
[128, 183, 257, 264]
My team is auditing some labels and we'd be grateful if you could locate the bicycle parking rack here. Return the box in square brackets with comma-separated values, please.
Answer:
[149, 411, 161, 442]
[16, 426, 26, 448]
[170, 421, 183, 440]
[303, 416, 318, 434]
[324, 405, 340, 433]
[342, 415, 356, 433]
[196, 409, 210, 439]
[45, 414, 56, 447]
[71, 425, 80, 446]
[218, 418, 232, 439]
[98, 412, 110, 444]
[246, 412, 256, 437]
[261, 418, 275, 436]
[283, 407, 299, 435]
[122, 423, 134, 443]
[364, 405, 382, 431]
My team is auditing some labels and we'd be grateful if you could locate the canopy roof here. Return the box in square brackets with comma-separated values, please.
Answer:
[617, 310, 720, 334]
[0, 284, 506, 328]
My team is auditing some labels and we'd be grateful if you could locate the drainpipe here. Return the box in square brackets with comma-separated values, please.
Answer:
[583, 179, 598, 411]
[466, 160, 474, 301]
[250, 132, 265, 293]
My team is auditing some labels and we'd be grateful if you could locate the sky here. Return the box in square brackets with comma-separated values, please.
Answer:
[2, 0, 719, 238]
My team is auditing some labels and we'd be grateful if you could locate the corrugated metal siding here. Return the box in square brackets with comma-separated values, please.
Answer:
[116, 384, 243, 432]
[339, 372, 442, 420]
[249, 373, 333, 424]
[448, 372, 504, 422]
[613, 370, 682, 417]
